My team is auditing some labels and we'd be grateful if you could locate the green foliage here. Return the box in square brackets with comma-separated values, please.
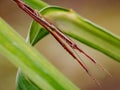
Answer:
[16, 71, 41, 90]
[22, 0, 48, 10]
[39, 6, 120, 62]
[0, 18, 79, 90]
[0, 0, 120, 90]
[24, 0, 120, 62]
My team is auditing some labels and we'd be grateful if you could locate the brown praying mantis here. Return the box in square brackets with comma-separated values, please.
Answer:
[13, 0, 111, 86]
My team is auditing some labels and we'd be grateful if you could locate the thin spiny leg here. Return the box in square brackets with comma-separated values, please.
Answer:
[51, 31, 101, 86]
[75, 46, 112, 77]
[72, 48, 87, 68]
[54, 30, 111, 77]
[71, 47, 101, 86]
[51, 31, 89, 73]
[68, 37, 111, 77]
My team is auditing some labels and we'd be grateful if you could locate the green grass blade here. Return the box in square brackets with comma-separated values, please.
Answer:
[18, 20, 49, 90]
[29, 6, 120, 62]
[16, 71, 41, 90]
[27, 21, 49, 45]
[22, 0, 48, 10]
[0, 18, 79, 90]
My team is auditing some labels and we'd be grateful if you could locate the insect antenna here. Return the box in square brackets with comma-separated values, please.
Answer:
[75, 45, 112, 77]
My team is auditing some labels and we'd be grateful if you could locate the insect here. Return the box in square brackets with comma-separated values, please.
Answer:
[13, 0, 111, 86]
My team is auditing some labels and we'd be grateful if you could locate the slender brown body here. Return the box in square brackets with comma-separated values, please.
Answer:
[13, 0, 111, 86]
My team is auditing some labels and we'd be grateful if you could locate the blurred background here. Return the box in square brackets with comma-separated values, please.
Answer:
[0, 0, 120, 90]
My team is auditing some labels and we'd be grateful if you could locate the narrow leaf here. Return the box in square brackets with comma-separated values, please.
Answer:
[16, 71, 41, 90]
[22, 0, 48, 10]
[30, 6, 120, 62]
[27, 21, 49, 45]
[0, 18, 79, 90]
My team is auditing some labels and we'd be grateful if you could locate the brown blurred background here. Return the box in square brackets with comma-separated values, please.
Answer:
[0, 0, 120, 90]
